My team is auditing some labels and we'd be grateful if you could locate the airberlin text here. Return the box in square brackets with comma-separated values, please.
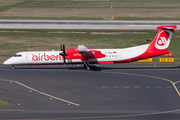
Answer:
[32, 53, 63, 61]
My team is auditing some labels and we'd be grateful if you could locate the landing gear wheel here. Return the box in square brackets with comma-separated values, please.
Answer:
[12, 65, 15, 70]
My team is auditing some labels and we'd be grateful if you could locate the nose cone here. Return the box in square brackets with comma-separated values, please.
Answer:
[3, 59, 11, 65]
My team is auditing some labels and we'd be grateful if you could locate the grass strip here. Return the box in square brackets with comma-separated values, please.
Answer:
[0, 29, 179, 57]
[0, 16, 180, 21]
[0, 16, 103, 20]
[0, 0, 180, 20]
[0, 99, 15, 106]
[0, 0, 35, 13]
[0, 58, 7, 64]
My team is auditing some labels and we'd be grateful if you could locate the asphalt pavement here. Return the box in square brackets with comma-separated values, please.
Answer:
[0, 64, 180, 119]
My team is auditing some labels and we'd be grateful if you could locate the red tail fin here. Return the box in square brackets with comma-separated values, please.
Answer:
[146, 25, 177, 56]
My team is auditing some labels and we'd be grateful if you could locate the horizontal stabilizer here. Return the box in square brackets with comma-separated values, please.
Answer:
[157, 25, 177, 30]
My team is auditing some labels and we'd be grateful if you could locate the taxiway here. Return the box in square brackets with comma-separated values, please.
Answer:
[0, 64, 180, 119]
[0, 20, 180, 30]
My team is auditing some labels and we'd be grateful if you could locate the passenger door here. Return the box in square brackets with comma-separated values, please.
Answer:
[27, 54, 33, 63]
[117, 52, 121, 61]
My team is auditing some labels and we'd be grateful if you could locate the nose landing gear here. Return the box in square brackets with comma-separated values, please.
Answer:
[11, 65, 15, 70]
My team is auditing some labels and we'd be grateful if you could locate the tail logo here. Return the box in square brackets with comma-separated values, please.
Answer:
[155, 30, 173, 50]
[157, 37, 167, 46]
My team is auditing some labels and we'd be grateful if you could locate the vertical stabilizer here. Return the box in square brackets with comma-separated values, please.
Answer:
[146, 25, 177, 56]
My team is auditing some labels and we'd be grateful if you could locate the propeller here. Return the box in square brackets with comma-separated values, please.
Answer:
[60, 44, 66, 64]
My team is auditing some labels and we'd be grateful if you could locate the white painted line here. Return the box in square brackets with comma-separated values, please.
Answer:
[174, 81, 180, 84]
[103, 71, 180, 96]
[172, 83, 180, 96]
[145, 86, 151, 88]
[0, 79, 80, 106]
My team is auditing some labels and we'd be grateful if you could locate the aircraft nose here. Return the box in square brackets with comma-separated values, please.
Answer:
[3, 59, 11, 65]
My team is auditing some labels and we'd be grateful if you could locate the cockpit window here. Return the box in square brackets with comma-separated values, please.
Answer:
[14, 54, 22, 57]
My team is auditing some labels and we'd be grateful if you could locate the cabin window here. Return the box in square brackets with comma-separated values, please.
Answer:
[14, 54, 22, 57]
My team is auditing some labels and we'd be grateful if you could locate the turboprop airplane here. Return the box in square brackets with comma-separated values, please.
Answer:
[3, 25, 177, 70]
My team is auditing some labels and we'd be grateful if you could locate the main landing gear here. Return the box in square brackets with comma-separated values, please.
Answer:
[83, 62, 90, 70]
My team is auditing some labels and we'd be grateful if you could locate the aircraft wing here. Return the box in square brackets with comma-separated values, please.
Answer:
[76, 45, 93, 53]
[77, 45, 89, 51]
[65, 45, 105, 60]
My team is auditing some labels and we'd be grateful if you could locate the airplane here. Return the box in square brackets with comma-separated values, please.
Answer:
[3, 25, 177, 70]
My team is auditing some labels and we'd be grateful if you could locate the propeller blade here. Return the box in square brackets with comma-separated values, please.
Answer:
[60, 44, 66, 64]
[63, 55, 66, 64]
[63, 44, 65, 54]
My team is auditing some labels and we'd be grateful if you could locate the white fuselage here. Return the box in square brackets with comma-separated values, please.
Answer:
[4, 44, 149, 66]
